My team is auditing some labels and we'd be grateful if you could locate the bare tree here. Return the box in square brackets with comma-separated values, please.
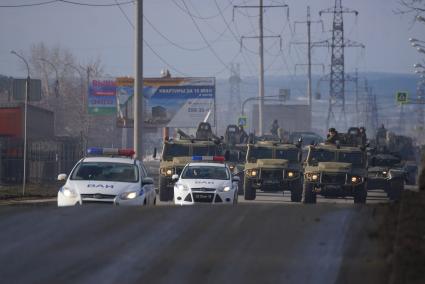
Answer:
[398, 0, 425, 17]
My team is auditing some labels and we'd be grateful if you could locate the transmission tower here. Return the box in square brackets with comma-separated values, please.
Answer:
[319, 0, 364, 130]
[228, 63, 242, 123]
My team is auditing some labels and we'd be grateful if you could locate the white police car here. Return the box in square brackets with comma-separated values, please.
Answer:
[173, 156, 240, 205]
[57, 148, 156, 207]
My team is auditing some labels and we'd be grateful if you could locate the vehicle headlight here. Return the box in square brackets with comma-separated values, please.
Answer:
[351, 176, 362, 184]
[61, 187, 77, 198]
[229, 165, 235, 171]
[382, 171, 387, 176]
[219, 186, 231, 192]
[306, 173, 319, 181]
[175, 184, 189, 191]
[161, 168, 174, 176]
[120, 190, 141, 200]
[247, 169, 258, 177]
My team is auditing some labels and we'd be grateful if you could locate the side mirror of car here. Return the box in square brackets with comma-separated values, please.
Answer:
[141, 177, 154, 186]
[232, 176, 240, 182]
[57, 173, 67, 181]
[171, 174, 179, 182]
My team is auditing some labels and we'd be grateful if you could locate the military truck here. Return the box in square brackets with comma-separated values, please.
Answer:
[243, 141, 303, 202]
[158, 123, 223, 201]
[303, 143, 368, 204]
[367, 153, 405, 201]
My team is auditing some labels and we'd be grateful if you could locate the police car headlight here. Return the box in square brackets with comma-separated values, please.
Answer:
[61, 187, 77, 198]
[218, 186, 231, 192]
[120, 190, 141, 200]
[175, 184, 189, 191]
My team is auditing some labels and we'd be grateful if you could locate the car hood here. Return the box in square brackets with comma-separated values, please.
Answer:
[67, 180, 140, 195]
[179, 179, 231, 189]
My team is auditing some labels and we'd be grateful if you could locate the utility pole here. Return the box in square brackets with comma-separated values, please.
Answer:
[228, 63, 242, 123]
[134, 0, 144, 159]
[233, 1, 288, 136]
[292, 6, 325, 130]
[319, 0, 364, 130]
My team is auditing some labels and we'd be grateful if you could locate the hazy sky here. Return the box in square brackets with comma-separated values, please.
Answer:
[0, 0, 424, 79]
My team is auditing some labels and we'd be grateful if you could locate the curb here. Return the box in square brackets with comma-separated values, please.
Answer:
[0, 198, 56, 206]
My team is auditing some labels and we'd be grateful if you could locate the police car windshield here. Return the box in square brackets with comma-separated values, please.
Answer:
[181, 166, 229, 180]
[309, 149, 336, 163]
[163, 144, 190, 159]
[338, 152, 363, 167]
[71, 162, 139, 182]
[247, 147, 273, 161]
[192, 145, 218, 156]
[276, 149, 299, 162]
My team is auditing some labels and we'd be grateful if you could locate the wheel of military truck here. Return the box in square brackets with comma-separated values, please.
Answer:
[353, 184, 367, 204]
[244, 178, 256, 200]
[303, 182, 316, 204]
[290, 179, 303, 202]
[388, 179, 403, 201]
[159, 177, 173, 202]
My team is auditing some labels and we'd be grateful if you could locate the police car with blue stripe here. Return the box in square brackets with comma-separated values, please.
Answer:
[57, 147, 156, 207]
[172, 156, 240, 205]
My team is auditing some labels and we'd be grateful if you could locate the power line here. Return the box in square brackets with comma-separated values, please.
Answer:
[0, 0, 134, 8]
[180, 0, 231, 72]
[171, 0, 233, 20]
[0, 0, 58, 7]
[58, 0, 134, 7]
[144, 14, 230, 52]
[114, 0, 189, 76]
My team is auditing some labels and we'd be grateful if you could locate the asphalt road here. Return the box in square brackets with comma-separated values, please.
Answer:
[0, 189, 393, 284]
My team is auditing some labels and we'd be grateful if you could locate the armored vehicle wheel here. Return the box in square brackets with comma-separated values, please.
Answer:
[388, 179, 403, 201]
[303, 182, 316, 204]
[159, 176, 173, 201]
[244, 177, 256, 200]
[238, 173, 245, 195]
[353, 184, 367, 204]
[290, 179, 303, 202]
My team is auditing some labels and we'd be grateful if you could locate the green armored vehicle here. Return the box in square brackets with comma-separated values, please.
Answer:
[243, 141, 303, 202]
[303, 143, 368, 204]
[367, 153, 405, 201]
[159, 123, 222, 201]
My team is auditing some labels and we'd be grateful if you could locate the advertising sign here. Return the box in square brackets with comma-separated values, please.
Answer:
[88, 79, 116, 115]
[143, 77, 215, 128]
[116, 77, 134, 128]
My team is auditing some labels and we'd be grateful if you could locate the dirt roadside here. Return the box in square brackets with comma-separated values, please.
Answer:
[0, 183, 60, 202]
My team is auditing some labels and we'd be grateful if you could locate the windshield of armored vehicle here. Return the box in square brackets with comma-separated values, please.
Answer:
[227, 148, 247, 163]
[338, 152, 363, 167]
[276, 149, 299, 162]
[247, 147, 273, 162]
[193, 145, 219, 156]
[162, 144, 190, 160]
[309, 149, 336, 163]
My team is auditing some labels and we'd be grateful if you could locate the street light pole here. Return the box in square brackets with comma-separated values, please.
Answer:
[39, 58, 60, 97]
[65, 63, 86, 155]
[11, 50, 30, 196]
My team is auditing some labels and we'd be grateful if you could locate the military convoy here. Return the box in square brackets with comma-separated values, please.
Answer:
[158, 122, 417, 204]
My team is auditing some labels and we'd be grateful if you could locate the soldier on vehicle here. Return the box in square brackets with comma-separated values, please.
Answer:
[326, 128, 339, 144]
[238, 125, 249, 144]
[271, 119, 279, 136]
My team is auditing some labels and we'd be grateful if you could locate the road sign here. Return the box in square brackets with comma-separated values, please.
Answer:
[396, 91, 408, 104]
[12, 79, 42, 101]
[238, 115, 247, 127]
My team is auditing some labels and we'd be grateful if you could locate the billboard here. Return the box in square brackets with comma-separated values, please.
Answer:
[116, 77, 134, 128]
[143, 77, 215, 128]
[88, 79, 116, 115]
